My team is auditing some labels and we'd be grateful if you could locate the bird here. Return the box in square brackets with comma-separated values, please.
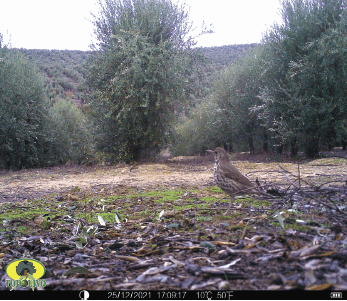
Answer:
[206, 147, 269, 215]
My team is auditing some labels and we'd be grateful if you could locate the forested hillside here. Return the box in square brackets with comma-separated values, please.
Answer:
[17, 44, 256, 103]
[17, 49, 91, 103]
[2, 0, 346, 169]
[201, 43, 257, 71]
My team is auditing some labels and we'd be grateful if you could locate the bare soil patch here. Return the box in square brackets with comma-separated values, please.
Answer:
[1, 153, 346, 202]
[0, 152, 346, 294]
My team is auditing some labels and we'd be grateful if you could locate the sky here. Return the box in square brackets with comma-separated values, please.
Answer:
[0, 0, 283, 51]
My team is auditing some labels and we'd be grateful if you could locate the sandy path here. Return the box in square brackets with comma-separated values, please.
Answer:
[0, 161, 214, 201]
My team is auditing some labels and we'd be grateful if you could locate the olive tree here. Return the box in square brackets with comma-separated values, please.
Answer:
[0, 49, 52, 169]
[88, 0, 208, 162]
[213, 46, 269, 154]
[255, 0, 347, 157]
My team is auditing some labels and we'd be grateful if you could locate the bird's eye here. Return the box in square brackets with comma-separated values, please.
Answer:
[215, 151, 217, 154]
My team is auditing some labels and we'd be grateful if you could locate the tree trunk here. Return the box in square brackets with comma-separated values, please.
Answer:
[290, 138, 298, 157]
[305, 138, 319, 158]
[263, 131, 269, 152]
[248, 136, 255, 154]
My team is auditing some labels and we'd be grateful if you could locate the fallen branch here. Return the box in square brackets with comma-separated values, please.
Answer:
[318, 180, 347, 189]
[277, 165, 346, 216]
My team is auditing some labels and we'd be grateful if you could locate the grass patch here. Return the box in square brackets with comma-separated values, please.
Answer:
[0, 184, 329, 240]
[204, 186, 224, 193]
[200, 196, 220, 203]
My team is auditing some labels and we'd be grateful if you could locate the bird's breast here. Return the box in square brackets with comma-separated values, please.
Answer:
[213, 164, 238, 192]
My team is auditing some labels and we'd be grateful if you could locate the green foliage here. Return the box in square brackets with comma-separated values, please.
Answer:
[254, 0, 347, 157]
[201, 44, 258, 70]
[0, 36, 93, 169]
[213, 46, 269, 153]
[74, 223, 98, 249]
[17, 49, 91, 102]
[4, 1, 345, 163]
[173, 45, 272, 156]
[188, 44, 258, 99]
[88, 0, 207, 162]
[48, 99, 93, 163]
[0, 50, 52, 169]
[57, 77, 74, 91]
[174, 0, 347, 157]
[171, 98, 227, 155]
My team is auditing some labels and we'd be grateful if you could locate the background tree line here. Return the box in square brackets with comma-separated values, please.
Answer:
[17, 49, 91, 102]
[175, 0, 347, 158]
[0, 35, 92, 169]
[1, 0, 346, 170]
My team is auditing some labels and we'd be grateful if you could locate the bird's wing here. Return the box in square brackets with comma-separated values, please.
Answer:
[220, 164, 255, 188]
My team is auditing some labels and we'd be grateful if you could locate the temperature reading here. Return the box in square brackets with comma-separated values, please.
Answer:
[196, 291, 212, 299]
[217, 291, 234, 299]
[217, 291, 233, 300]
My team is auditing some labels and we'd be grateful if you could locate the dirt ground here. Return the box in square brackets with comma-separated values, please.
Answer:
[1, 152, 346, 202]
[1, 151, 347, 293]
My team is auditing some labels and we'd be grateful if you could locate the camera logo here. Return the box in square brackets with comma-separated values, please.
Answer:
[5, 258, 46, 291]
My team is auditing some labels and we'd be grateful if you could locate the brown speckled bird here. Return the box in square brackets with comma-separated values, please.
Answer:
[207, 147, 268, 215]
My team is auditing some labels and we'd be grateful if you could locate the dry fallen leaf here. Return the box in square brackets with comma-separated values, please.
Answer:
[68, 194, 79, 202]
[335, 233, 343, 240]
[34, 216, 44, 226]
[306, 283, 333, 290]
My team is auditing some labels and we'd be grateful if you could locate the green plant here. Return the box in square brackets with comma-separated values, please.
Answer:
[254, 0, 347, 157]
[73, 223, 98, 249]
[87, 0, 210, 162]
[0, 49, 52, 169]
[49, 98, 93, 164]
[171, 97, 227, 155]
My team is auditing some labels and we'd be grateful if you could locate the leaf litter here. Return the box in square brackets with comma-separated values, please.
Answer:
[0, 152, 346, 291]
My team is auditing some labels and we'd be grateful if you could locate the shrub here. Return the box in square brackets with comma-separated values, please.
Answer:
[49, 99, 93, 164]
[0, 50, 52, 169]
[171, 98, 228, 156]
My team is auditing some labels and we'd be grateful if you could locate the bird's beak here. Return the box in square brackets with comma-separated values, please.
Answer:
[206, 150, 213, 154]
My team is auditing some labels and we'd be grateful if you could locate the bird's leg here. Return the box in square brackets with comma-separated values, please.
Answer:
[223, 195, 235, 215]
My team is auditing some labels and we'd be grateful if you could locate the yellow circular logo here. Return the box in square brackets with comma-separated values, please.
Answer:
[6, 258, 45, 280]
